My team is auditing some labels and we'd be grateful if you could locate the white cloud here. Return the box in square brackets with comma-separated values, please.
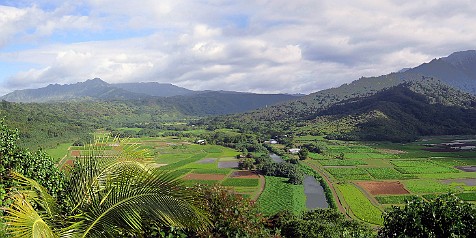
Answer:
[1, 0, 476, 95]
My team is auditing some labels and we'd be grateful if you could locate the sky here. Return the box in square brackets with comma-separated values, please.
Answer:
[1, 0, 476, 96]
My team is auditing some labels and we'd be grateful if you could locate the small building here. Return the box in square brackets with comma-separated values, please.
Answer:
[264, 139, 278, 144]
[288, 148, 301, 154]
[195, 139, 206, 145]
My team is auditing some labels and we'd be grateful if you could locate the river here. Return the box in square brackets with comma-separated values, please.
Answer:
[268, 153, 329, 209]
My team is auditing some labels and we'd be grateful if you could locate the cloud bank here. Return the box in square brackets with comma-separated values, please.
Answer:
[1, 0, 476, 95]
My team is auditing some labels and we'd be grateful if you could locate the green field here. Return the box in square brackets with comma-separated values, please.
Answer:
[295, 134, 476, 226]
[337, 184, 383, 225]
[45, 142, 71, 162]
[325, 167, 373, 180]
[257, 176, 306, 215]
[222, 178, 259, 187]
[375, 195, 417, 204]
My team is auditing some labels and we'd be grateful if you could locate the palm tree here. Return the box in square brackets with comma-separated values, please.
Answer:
[4, 137, 209, 237]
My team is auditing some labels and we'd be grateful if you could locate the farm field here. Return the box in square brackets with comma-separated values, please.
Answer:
[54, 130, 476, 228]
[296, 135, 476, 225]
[257, 176, 306, 215]
[60, 134, 267, 201]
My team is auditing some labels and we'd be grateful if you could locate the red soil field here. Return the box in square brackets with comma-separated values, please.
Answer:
[71, 150, 80, 157]
[230, 170, 260, 179]
[183, 173, 226, 180]
[356, 181, 410, 195]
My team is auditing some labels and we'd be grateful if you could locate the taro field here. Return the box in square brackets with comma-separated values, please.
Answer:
[59, 134, 264, 200]
[297, 135, 476, 225]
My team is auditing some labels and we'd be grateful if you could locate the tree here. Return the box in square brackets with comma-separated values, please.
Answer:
[378, 194, 476, 238]
[0, 119, 65, 231]
[238, 158, 255, 170]
[191, 185, 269, 237]
[271, 209, 372, 238]
[298, 148, 309, 160]
[4, 138, 209, 237]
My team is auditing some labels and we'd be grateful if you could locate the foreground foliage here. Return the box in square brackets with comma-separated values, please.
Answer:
[379, 194, 476, 238]
[270, 209, 373, 238]
[3, 138, 209, 237]
[192, 185, 270, 238]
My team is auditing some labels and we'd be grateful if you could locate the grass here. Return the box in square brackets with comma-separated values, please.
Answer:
[167, 169, 193, 179]
[182, 179, 220, 186]
[180, 161, 218, 170]
[325, 167, 373, 180]
[345, 153, 395, 159]
[403, 179, 459, 193]
[192, 168, 232, 175]
[319, 159, 367, 166]
[308, 152, 327, 160]
[365, 168, 415, 180]
[395, 166, 460, 174]
[155, 154, 193, 164]
[337, 184, 383, 225]
[116, 127, 142, 132]
[390, 160, 436, 167]
[417, 172, 476, 179]
[158, 153, 207, 170]
[375, 195, 417, 204]
[222, 178, 259, 187]
[45, 143, 71, 162]
[455, 192, 476, 201]
[258, 176, 306, 215]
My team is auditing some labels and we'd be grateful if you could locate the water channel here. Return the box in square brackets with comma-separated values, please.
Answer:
[268, 153, 329, 209]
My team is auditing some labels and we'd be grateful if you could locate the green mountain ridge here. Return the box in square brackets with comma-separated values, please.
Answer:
[318, 79, 476, 141]
[0, 78, 149, 102]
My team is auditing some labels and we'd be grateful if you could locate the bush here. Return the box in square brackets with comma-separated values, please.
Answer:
[272, 209, 373, 238]
[255, 156, 304, 185]
[238, 157, 255, 170]
[379, 194, 476, 238]
[192, 185, 270, 237]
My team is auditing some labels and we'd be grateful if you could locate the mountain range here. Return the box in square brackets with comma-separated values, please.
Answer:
[0, 78, 300, 116]
[205, 50, 476, 142]
[0, 78, 194, 102]
[2, 50, 476, 143]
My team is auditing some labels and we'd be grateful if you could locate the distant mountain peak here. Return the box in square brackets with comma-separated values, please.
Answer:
[83, 78, 109, 85]
[443, 50, 476, 64]
[406, 49, 476, 94]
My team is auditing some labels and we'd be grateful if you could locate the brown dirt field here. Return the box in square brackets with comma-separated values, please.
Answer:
[60, 159, 75, 171]
[183, 173, 226, 180]
[356, 181, 410, 195]
[230, 170, 260, 179]
[71, 150, 80, 157]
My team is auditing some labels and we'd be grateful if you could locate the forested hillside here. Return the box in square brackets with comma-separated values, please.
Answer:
[318, 79, 476, 141]
[202, 77, 476, 142]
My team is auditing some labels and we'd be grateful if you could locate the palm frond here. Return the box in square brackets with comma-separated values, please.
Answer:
[9, 171, 59, 217]
[4, 193, 57, 238]
[79, 165, 210, 237]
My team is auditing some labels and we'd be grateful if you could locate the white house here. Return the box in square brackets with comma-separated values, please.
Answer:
[288, 148, 301, 154]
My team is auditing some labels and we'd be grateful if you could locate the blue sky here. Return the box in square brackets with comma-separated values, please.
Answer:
[1, 0, 476, 95]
